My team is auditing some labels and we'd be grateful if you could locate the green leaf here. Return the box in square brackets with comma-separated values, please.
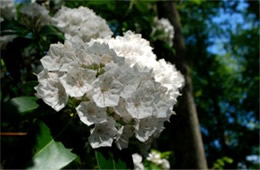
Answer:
[213, 156, 233, 169]
[160, 151, 172, 159]
[95, 151, 114, 169]
[190, 0, 205, 5]
[143, 160, 161, 170]
[87, 1, 115, 11]
[27, 122, 77, 170]
[134, 0, 149, 13]
[223, 156, 233, 164]
[39, 25, 64, 41]
[95, 150, 127, 169]
[0, 19, 28, 36]
[33, 121, 53, 152]
[12, 96, 39, 113]
[4, 96, 39, 115]
[114, 158, 127, 169]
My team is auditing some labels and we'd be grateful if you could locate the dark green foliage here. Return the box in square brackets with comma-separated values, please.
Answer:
[2, 96, 39, 120]
[27, 121, 77, 170]
[95, 150, 128, 169]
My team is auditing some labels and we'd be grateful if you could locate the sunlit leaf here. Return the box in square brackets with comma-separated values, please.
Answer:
[5, 96, 39, 114]
[27, 122, 77, 170]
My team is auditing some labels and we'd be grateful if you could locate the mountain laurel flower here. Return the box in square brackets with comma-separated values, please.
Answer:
[35, 12, 184, 150]
[20, 3, 51, 32]
[132, 153, 145, 170]
[35, 71, 68, 112]
[95, 31, 184, 99]
[88, 118, 118, 148]
[132, 151, 170, 170]
[96, 31, 158, 70]
[152, 17, 175, 47]
[76, 101, 107, 126]
[147, 151, 170, 170]
[135, 118, 158, 142]
[91, 71, 123, 108]
[60, 67, 96, 98]
[0, 0, 16, 21]
[53, 6, 112, 42]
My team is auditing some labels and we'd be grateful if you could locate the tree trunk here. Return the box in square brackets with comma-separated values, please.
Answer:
[156, 1, 208, 169]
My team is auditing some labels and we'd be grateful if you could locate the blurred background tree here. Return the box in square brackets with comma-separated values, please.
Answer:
[1, 0, 259, 169]
[178, 0, 259, 169]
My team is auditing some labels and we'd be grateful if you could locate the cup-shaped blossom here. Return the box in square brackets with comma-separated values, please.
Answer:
[20, 3, 51, 32]
[147, 151, 170, 169]
[76, 101, 107, 126]
[96, 31, 158, 69]
[125, 91, 154, 119]
[112, 64, 143, 99]
[41, 41, 82, 72]
[0, 0, 16, 21]
[135, 118, 158, 142]
[88, 118, 118, 148]
[91, 71, 123, 108]
[152, 17, 174, 47]
[152, 90, 175, 118]
[35, 71, 68, 111]
[153, 59, 184, 100]
[60, 67, 96, 98]
[82, 42, 117, 66]
[132, 153, 145, 170]
[53, 6, 112, 42]
[125, 78, 160, 119]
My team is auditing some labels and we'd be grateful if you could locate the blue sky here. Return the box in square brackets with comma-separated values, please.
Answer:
[206, 0, 250, 55]
[204, 0, 259, 166]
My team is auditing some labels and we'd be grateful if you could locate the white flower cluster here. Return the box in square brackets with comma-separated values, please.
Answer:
[152, 17, 175, 47]
[35, 6, 184, 150]
[0, 0, 16, 22]
[147, 151, 170, 169]
[132, 153, 145, 170]
[53, 6, 113, 42]
[132, 151, 170, 170]
[95, 31, 183, 102]
[20, 3, 51, 31]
